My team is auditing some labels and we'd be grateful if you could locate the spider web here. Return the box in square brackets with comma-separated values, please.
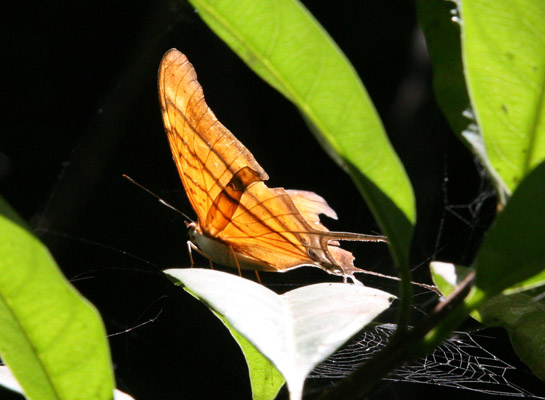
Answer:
[310, 324, 545, 399]
[308, 157, 545, 399]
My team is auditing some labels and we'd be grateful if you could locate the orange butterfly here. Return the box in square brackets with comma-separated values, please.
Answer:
[158, 48, 387, 284]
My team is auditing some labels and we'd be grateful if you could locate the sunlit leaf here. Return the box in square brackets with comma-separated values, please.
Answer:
[460, 0, 545, 193]
[165, 268, 394, 400]
[0, 366, 133, 400]
[429, 262, 471, 297]
[0, 197, 113, 400]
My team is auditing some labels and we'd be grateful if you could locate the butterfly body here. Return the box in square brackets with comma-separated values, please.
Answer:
[187, 222, 279, 273]
[158, 48, 387, 283]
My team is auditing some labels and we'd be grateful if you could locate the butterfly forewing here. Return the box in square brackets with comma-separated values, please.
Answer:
[158, 49, 268, 233]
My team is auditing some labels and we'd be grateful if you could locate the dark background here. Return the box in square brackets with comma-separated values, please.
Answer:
[2, 0, 543, 399]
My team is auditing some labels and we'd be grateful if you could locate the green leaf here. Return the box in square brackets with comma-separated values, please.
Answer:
[165, 268, 394, 400]
[503, 269, 545, 294]
[188, 0, 415, 268]
[429, 262, 471, 297]
[476, 291, 545, 381]
[218, 315, 285, 400]
[0, 197, 114, 400]
[0, 366, 134, 400]
[507, 306, 545, 381]
[417, 0, 471, 137]
[474, 160, 545, 296]
[417, 1, 510, 204]
[461, 0, 545, 193]
[430, 262, 545, 381]
[429, 262, 485, 323]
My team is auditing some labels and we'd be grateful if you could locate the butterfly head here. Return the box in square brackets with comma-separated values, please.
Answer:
[186, 221, 200, 238]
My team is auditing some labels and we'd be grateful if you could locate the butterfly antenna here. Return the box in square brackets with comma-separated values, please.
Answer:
[122, 174, 194, 223]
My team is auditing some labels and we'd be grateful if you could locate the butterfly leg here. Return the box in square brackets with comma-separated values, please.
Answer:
[226, 246, 263, 284]
[228, 246, 243, 277]
[187, 241, 196, 268]
[187, 240, 215, 270]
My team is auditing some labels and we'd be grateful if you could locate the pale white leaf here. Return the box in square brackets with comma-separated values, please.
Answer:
[165, 268, 394, 400]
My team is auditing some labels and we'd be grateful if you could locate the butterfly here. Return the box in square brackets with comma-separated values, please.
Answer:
[158, 48, 387, 284]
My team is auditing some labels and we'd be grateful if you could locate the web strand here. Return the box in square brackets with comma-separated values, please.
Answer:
[310, 324, 545, 398]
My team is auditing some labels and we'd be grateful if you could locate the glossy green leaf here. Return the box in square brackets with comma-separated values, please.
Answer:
[461, 0, 545, 193]
[0, 197, 113, 400]
[474, 160, 545, 296]
[188, 0, 415, 268]
[165, 268, 394, 400]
